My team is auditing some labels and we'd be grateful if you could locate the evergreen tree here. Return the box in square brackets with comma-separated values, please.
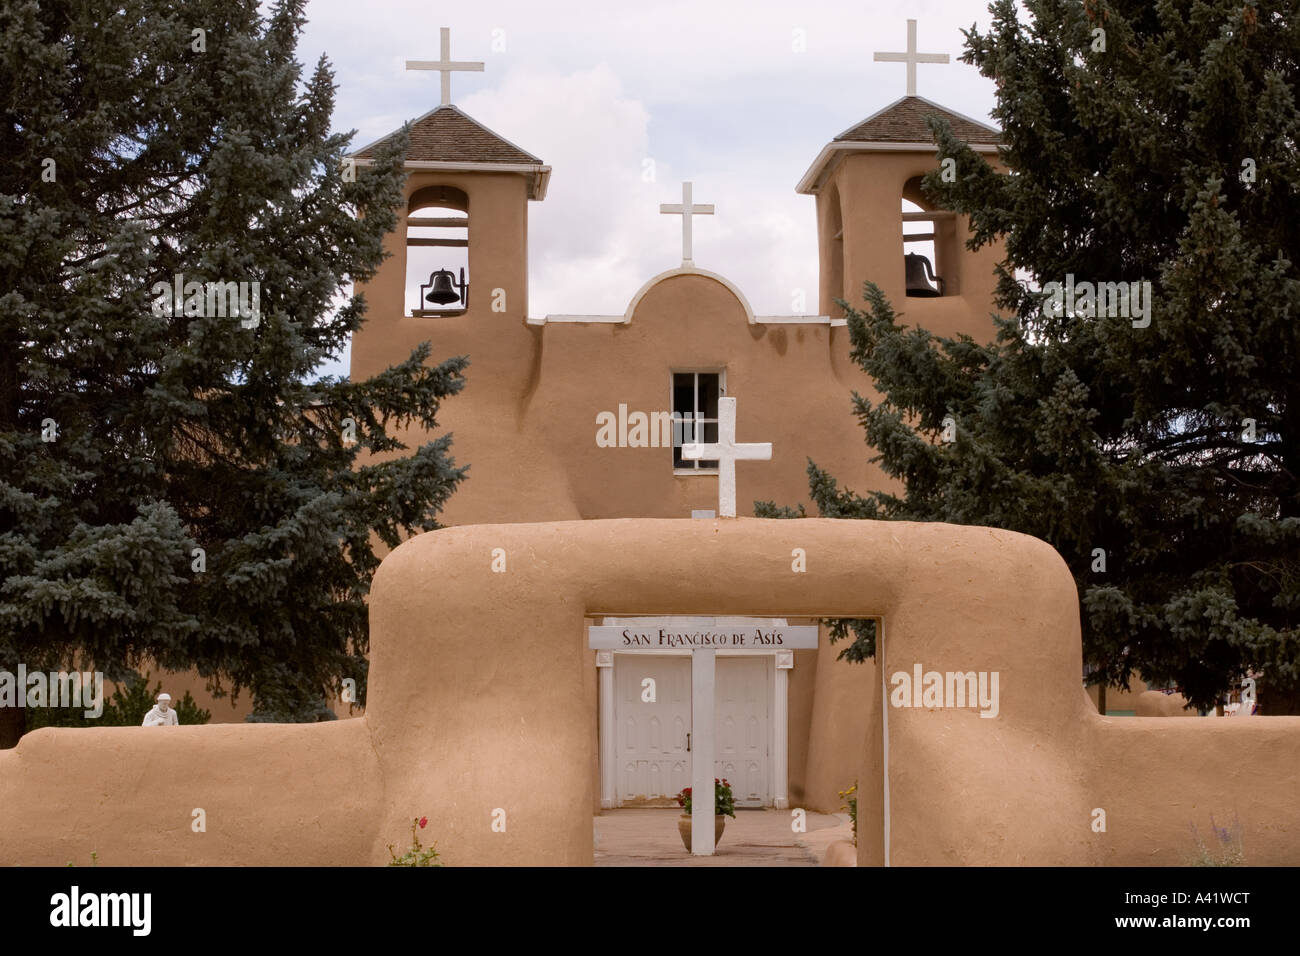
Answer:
[0, 0, 466, 744]
[760, 1, 1300, 713]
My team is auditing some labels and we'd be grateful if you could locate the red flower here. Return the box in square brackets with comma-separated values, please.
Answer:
[418, 816, 428, 829]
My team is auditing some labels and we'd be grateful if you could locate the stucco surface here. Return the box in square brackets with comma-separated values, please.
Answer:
[1135, 689, 1200, 717]
[3, 518, 1296, 866]
[168, 146, 1014, 722]
[0, 719, 379, 865]
[349, 169, 896, 531]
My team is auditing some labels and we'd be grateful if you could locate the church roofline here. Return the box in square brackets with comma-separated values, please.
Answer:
[348, 104, 550, 199]
[529, 313, 845, 327]
[623, 267, 756, 325]
[350, 103, 544, 163]
[796, 94, 1002, 195]
[349, 157, 552, 200]
[795, 140, 1000, 195]
[525, 266, 844, 327]
[832, 94, 1000, 143]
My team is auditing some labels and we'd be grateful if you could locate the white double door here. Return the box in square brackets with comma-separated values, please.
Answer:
[614, 654, 771, 808]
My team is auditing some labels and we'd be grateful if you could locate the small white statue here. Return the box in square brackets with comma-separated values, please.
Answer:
[1235, 678, 1257, 717]
[142, 692, 179, 727]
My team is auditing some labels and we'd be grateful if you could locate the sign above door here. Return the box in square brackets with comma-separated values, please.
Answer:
[588, 623, 818, 650]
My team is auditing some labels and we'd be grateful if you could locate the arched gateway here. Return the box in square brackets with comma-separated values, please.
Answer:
[2, 517, 1298, 865]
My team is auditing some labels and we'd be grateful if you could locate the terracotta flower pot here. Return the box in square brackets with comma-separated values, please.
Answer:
[678, 813, 726, 851]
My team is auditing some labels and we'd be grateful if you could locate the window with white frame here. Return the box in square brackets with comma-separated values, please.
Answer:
[672, 371, 722, 470]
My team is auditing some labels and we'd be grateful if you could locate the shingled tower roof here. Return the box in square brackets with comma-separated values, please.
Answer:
[796, 95, 1001, 194]
[351, 104, 543, 164]
[349, 104, 550, 198]
[835, 95, 1001, 145]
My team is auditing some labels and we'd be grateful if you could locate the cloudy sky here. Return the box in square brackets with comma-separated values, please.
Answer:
[300, 0, 1003, 376]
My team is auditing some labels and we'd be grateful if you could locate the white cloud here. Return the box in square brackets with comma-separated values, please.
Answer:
[458, 63, 826, 317]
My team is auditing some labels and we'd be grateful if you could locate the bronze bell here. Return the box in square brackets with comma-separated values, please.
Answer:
[905, 252, 943, 297]
[424, 269, 461, 305]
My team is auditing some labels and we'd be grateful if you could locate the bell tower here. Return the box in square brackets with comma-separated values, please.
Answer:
[796, 19, 1003, 344]
[348, 28, 550, 383]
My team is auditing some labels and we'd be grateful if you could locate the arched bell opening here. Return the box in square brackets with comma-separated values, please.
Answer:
[901, 176, 958, 298]
[824, 183, 845, 317]
[406, 185, 469, 316]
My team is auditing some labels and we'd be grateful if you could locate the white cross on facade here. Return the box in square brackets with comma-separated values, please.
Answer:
[681, 397, 771, 518]
[874, 19, 949, 97]
[406, 27, 485, 106]
[659, 181, 714, 266]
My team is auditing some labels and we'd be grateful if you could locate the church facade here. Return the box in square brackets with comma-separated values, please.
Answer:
[8, 30, 1298, 870]
[346, 84, 1005, 813]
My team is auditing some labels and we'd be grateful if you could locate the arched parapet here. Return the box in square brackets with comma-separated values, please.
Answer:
[623, 266, 758, 325]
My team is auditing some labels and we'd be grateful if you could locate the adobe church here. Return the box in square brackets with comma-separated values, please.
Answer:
[346, 25, 1002, 814]
[3, 24, 1297, 868]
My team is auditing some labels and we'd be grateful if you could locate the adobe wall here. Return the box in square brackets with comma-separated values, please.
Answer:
[1088, 678, 1152, 715]
[355, 268, 886, 529]
[825, 151, 1005, 343]
[798, 626, 876, 812]
[104, 265, 900, 726]
[0, 720, 379, 866]
[1083, 718, 1298, 864]
[353, 169, 535, 363]
[364, 518, 1300, 866]
[1134, 690, 1201, 718]
[7, 518, 1294, 866]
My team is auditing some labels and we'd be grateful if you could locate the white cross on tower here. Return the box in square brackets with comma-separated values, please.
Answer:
[659, 181, 714, 266]
[874, 19, 949, 97]
[681, 397, 771, 518]
[406, 27, 485, 106]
